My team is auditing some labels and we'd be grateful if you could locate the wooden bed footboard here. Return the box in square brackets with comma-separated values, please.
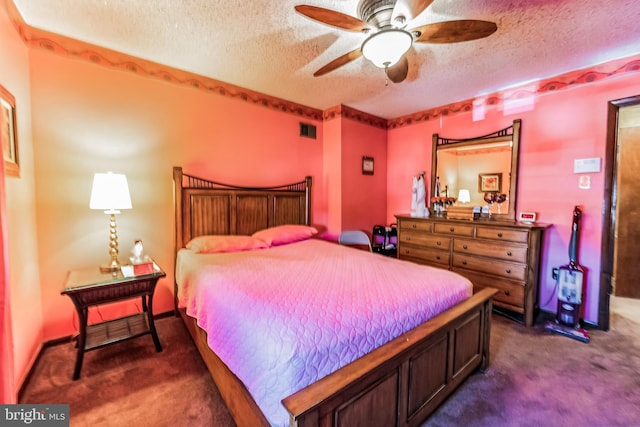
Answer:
[180, 288, 497, 427]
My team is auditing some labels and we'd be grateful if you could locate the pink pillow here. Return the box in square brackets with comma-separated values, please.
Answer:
[252, 225, 318, 246]
[186, 235, 268, 254]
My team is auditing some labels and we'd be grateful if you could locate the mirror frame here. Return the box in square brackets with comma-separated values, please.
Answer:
[430, 119, 521, 221]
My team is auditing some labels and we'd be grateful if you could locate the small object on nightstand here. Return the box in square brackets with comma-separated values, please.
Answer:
[129, 239, 154, 274]
[131, 239, 145, 262]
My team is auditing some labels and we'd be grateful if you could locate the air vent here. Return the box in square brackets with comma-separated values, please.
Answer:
[299, 123, 317, 139]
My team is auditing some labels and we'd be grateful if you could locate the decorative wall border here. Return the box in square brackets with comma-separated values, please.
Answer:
[4, 0, 640, 130]
[323, 105, 387, 129]
[4, 0, 323, 122]
[388, 56, 640, 129]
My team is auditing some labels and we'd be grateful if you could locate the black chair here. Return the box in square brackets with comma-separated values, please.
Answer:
[372, 225, 387, 252]
[371, 224, 397, 257]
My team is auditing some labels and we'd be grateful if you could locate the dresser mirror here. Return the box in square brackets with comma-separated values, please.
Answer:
[430, 119, 521, 221]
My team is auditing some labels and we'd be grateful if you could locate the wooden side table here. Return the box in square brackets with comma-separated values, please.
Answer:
[61, 264, 166, 380]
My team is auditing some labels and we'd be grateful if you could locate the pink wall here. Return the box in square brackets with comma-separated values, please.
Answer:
[321, 113, 388, 240]
[0, 6, 44, 396]
[387, 70, 640, 323]
[340, 118, 387, 235]
[323, 117, 343, 236]
[28, 49, 325, 341]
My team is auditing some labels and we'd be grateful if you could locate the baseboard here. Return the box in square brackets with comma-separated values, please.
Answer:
[17, 310, 175, 402]
[16, 339, 55, 403]
[154, 310, 175, 320]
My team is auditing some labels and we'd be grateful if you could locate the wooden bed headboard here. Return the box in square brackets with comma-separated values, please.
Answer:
[173, 166, 312, 252]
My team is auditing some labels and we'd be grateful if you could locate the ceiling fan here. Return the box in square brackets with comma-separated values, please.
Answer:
[295, 0, 497, 83]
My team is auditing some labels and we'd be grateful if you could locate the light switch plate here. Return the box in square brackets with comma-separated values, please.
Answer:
[574, 158, 601, 173]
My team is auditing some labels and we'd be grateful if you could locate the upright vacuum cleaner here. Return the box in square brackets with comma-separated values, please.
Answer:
[544, 206, 590, 343]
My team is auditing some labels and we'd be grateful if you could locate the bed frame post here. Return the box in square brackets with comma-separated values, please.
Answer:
[305, 176, 312, 225]
[173, 166, 183, 315]
[480, 295, 494, 372]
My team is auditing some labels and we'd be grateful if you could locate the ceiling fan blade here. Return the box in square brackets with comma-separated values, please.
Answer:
[386, 56, 409, 83]
[313, 48, 363, 77]
[411, 20, 498, 44]
[392, 0, 435, 24]
[295, 5, 369, 32]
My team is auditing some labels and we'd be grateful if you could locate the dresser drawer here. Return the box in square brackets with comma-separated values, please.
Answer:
[453, 239, 527, 263]
[399, 220, 432, 232]
[433, 223, 474, 237]
[452, 253, 526, 281]
[476, 226, 529, 243]
[400, 233, 451, 250]
[454, 269, 525, 309]
[398, 245, 450, 267]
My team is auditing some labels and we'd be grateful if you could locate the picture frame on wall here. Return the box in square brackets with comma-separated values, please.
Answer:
[479, 173, 501, 192]
[362, 156, 374, 175]
[1, 83, 19, 177]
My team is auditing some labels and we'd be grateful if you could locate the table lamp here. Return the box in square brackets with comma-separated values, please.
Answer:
[90, 172, 132, 272]
[458, 189, 471, 204]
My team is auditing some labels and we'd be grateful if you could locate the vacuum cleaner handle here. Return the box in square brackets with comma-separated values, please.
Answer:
[569, 206, 582, 267]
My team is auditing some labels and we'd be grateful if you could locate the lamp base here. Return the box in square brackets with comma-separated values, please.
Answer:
[100, 212, 122, 273]
[99, 258, 121, 273]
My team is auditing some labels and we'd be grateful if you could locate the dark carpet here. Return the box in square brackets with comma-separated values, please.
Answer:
[20, 312, 640, 427]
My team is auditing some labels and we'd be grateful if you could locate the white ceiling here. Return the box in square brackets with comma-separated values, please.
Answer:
[12, 0, 640, 119]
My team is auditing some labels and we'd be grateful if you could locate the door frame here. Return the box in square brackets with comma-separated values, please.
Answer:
[599, 94, 640, 330]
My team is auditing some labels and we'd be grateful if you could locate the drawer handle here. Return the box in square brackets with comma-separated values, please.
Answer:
[406, 236, 411, 241]
[507, 251, 512, 256]
[449, 227, 455, 232]
[436, 255, 441, 260]
[505, 268, 511, 274]
[412, 224, 417, 228]
[463, 244, 468, 250]
[462, 260, 467, 265]
[436, 241, 441, 246]
[504, 290, 510, 296]
[497, 232, 503, 238]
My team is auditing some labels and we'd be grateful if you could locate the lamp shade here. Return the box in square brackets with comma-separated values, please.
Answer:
[458, 189, 471, 204]
[90, 172, 132, 213]
[361, 29, 412, 68]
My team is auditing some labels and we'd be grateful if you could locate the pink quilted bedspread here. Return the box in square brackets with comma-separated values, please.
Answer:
[176, 238, 472, 427]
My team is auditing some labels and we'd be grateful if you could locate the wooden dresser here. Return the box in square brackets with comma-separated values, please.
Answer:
[395, 214, 548, 326]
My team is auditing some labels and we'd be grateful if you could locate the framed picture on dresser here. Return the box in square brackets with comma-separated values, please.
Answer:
[479, 173, 501, 192]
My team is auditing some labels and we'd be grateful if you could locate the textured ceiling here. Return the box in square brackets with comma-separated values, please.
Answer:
[11, 0, 640, 119]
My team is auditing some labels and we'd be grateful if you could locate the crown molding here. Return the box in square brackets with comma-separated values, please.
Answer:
[323, 105, 387, 129]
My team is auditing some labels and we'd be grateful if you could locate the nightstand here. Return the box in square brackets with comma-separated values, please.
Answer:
[61, 264, 166, 380]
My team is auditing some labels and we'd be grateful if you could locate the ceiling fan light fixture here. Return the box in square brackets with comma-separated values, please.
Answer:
[361, 28, 412, 68]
